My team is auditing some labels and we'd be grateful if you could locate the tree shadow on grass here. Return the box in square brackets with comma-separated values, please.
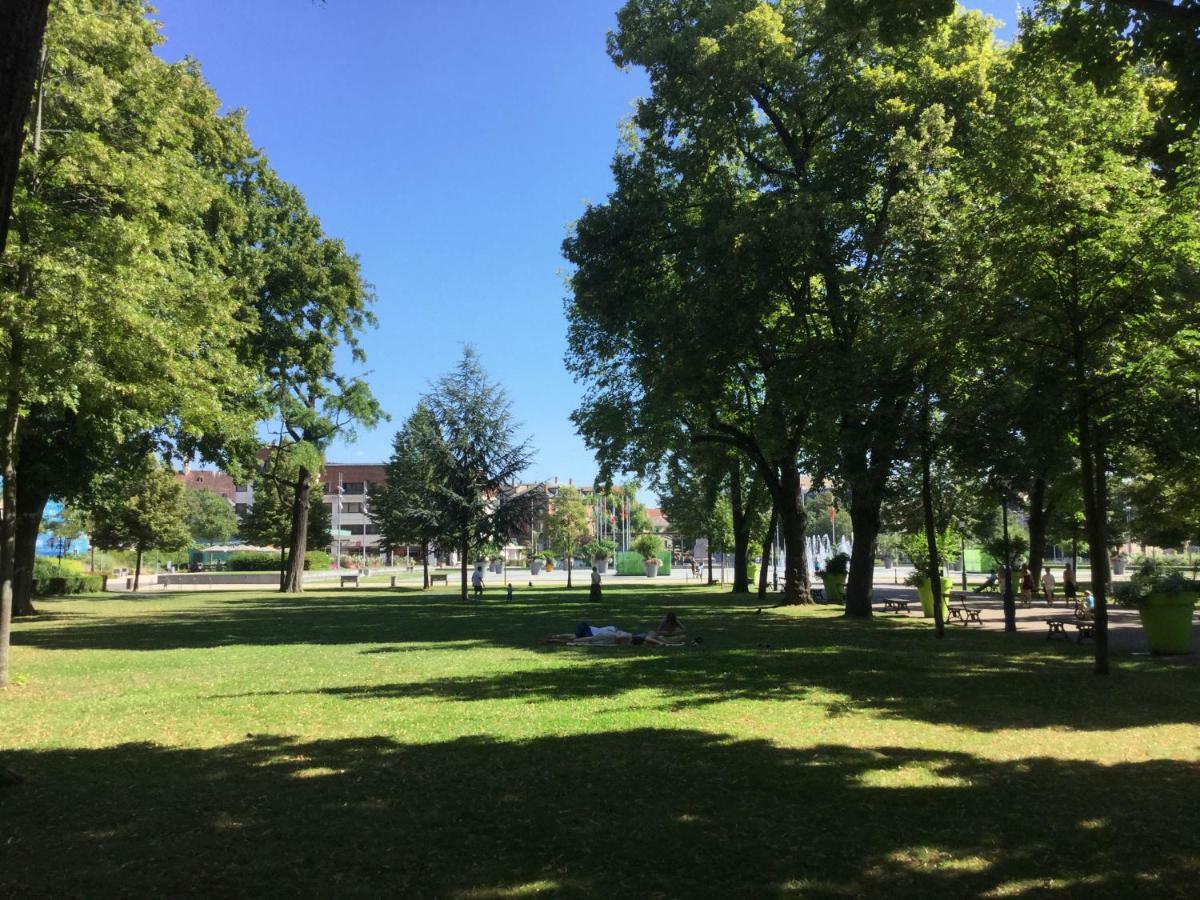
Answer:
[2, 730, 1197, 898]
[15, 591, 1200, 732]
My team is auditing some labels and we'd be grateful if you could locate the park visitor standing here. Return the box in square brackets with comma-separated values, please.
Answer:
[589, 566, 602, 602]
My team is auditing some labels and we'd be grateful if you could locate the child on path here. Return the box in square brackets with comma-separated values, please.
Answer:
[471, 565, 484, 599]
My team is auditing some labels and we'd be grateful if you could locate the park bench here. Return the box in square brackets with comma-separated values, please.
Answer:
[882, 597, 910, 615]
[428, 573, 448, 587]
[947, 595, 983, 625]
[1046, 607, 1095, 643]
[340, 573, 360, 588]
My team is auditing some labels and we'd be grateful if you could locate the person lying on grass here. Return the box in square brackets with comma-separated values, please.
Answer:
[540, 618, 687, 647]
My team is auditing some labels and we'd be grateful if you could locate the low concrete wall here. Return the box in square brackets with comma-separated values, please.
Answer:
[158, 573, 283, 586]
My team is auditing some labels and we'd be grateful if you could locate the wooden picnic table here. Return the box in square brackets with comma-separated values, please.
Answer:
[340, 573, 360, 588]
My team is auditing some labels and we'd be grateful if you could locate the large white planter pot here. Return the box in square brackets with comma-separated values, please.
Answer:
[530, 559, 543, 575]
[644, 560, 661, 578]
[594, 558, 609, 574]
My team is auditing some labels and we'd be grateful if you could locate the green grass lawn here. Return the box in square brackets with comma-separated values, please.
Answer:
[3, 585, 1199, 898]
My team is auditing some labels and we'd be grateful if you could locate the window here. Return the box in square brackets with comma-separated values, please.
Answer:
[347, 524, 364, 535]
[322, 482, 332, 494]
[235, 503, 248, 517]
[343, 502, 363, 514]
[343, 481, 365, 495]
[365, 524, 380, 535]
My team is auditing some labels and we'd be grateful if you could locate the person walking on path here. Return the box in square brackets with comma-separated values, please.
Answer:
[1063, 564, 1078, 603]
[1019, 564, 1035, 607]
[471, 565, 484, 600]
[589, 566, 603, 602]
[1041, 566, 1056, 606]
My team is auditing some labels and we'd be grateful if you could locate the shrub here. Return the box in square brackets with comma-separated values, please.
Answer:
[305, 550, 332, 571]
[632, 534, 663, 560]
[824, 552, 850, 576]
[33, 574, 104, 595]
[227, 551, 282, 571]
[616, 551, 645, 575]
[1113, 560, 1198, 607]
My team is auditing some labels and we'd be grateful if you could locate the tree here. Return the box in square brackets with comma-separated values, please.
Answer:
[0, 0, 49, 260]
[974, 21, 1200, 673]
[568, 0, 998, 606]
[91, 457, 191, 591]
[423, 347, 536, 601]
[243, 170, 382, 592]
[184, 489, 238, 545]
[545, 485, 591, 588]
[0, 0, 260, 686]
[370, 404, 452, 589]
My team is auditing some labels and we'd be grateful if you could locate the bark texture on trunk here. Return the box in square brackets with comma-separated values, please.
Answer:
[133, 546, 143, 592]
[1001, 496, 1016, 631]
[460, 530, 469, 601]
[1078, 404, 1110, 675]
[777, 461, 811, 604]
[1027, 476, 1049, 596]
[920, 390, 944, 638]
[421, 541, 429, 590]
[0, 0, 49, 258]
[758, 502, 777, 599]
[844, 487, 882, 618]
[0, 339, 23, 686]
[282, 466, 311, 593]
[730, 460, 750, 593]
[12, 487, 47, 617]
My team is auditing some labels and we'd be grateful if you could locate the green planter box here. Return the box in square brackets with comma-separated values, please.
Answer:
[916, 577, 953, 619]
[1138, 591, 1197, 655]
[747, 562, 758, 585]
[821, 572, 847, 602]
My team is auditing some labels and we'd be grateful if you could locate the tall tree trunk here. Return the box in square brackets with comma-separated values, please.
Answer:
[1076, 380, 1110, 674]
[278, 545, 286, 591]
[730, 459, 750, 593]
[758, 502, 777, 599]
[567, 549, 573, 588]
[920, 388, 944, 638]
[1001, 496, 1016, 632]
[12, 484, 47, 617]
[706, 539, 713, 585]
[282, 466, 311, 593]
[777, 461, 811, 604]
[460, 529, 469, 601]
[133, 545, 143, 592]
[0, 337, 23, 687]
[1027, 476, 1049, 596]
[421, 540, 429, 589]
[0, 0, 49, 259]
[844, 485, 883, 618]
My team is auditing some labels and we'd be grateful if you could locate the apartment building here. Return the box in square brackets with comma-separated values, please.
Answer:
[318, 463, 388, 557]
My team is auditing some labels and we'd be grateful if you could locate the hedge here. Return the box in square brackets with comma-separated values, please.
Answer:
[227, 550, 331, 572]
[33, 574, 105, 595]
[615, 550, 672, 576]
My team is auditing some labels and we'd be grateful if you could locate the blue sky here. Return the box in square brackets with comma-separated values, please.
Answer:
[154, 0, 1020, 492]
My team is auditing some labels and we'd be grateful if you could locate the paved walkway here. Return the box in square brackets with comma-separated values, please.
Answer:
[868, 582, 1199, 664]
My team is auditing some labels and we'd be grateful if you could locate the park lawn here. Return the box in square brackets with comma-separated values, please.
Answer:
[2, 585, 1199, 898]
